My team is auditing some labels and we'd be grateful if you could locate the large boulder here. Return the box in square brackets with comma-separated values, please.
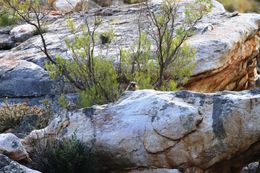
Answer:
[23, 89, 260, 173]
[0, 59, 57, 97]
[0, 154, 41, 173]
[0, 133, 29, 161]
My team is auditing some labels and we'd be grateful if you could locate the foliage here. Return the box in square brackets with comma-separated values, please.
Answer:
[58, 95, 69, 109]
[119, 32, 156, 90]
[100, 29, 115, 44]
[120, 0, 211, 90]
[3, 0, 212, 107]
[45, 18, 120, 107]
[0, 9, 18, 26]
[30, 136, 99, 173]
[0, 100, 51, 133]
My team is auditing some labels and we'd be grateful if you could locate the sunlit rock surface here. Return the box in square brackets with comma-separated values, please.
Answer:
[0, 0, 259, 102]
[23, 89, 260, 173]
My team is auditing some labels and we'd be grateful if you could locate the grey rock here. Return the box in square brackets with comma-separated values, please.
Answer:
[0, 26, 13, 35]
[0, 34, 14, 50]
[23, 89, 260, 172]
[10, 24, 37, 43]
[0, 154, 41, 173]
[0, 133, 29, 161]
[241, 162, 260, 173]
[0, 59, 57, 97]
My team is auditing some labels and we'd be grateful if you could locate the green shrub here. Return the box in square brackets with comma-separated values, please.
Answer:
[45, 18, 120, 108]
[3, 0, 212, 108]
[58, 95, 69, 109]
[30, 136, 99, 173]
[0, 9, 18, 26]
[119, 0, 210, 91]
[100, 29, 115, 44]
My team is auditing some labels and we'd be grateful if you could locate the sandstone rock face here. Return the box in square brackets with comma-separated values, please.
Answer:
[185, 13, 260, 92]
[0, 133, 29, 161]
[0, 154, 41, 173]
[0, 0, 259, 102]
[23, 89, 260, 173]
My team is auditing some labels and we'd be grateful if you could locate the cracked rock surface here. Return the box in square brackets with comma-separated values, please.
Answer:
[23, 89, 260, 173]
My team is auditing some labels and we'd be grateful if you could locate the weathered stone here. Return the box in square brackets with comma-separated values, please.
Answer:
[241, 162, 260, 173]
[23, 89, 260, 173]
[54, 0, 88, 13]
[0, 154, 41, 173]
[0, 34, 14, 50]
[0, 133, 29, 161]
[10, 24, 37, 42]
[0, 59, 57, 97]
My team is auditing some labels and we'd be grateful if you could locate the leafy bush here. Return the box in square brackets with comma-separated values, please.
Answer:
[3, 0, 212, 108]
[45, 18, 120, 108]
[0, 9, 18, 26]
[100, 29, 115, 44]
[119, 0, 211, 90]
[30, 136, 99, 173]
[0, 100, 51, 133]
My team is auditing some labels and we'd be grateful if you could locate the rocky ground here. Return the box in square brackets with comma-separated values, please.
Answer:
[0, 0, 259, 106]
[0, 0, 260, 173]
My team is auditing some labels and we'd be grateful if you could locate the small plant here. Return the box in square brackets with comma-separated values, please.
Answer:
[0, 9, 18, 26]
[58, 95, 69, 109]
[100, 30, 115, 44]
[30, 136, 99, 173]
[119, 0, 211, 91]
[0, 100, 51, 133]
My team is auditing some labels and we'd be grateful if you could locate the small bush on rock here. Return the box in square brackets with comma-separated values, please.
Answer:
[0, 100, 51, 134]
[30, 136, 99, 173]
[3, 0, 212, 108]
[100, 29, 115, 44]
[0, 9, 18, 26]
[45, 18, 120, 108]
[119, 0, 212, 90]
